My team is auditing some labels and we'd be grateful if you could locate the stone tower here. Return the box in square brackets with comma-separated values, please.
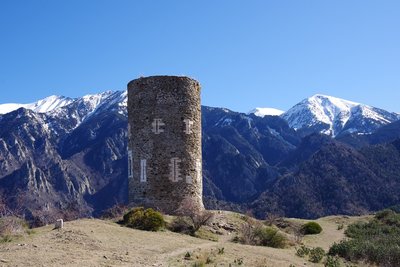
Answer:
[127, 75, 204, 214]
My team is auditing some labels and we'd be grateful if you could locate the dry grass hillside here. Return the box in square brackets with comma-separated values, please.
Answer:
[0, 211, 371, 267]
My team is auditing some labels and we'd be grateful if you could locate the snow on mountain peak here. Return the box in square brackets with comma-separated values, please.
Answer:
[249, 107, 284, 117]
[309, 94, 359, 108]
[0, 95, 73, 115]
[282, 94, 399, 136]
[303, 94, 359, 125]
[83, 90, 127, 117]
[80, 91, 115, 111]
[27, 95, 74, 113]
[2, 90, 398, 138]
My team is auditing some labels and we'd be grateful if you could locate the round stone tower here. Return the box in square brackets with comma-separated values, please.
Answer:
[127, 75, 204, 214]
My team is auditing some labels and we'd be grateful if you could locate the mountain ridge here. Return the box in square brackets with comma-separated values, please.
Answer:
[248, 107, 284, 117]
[280, 94, 400, 137]
[0, 95, 74, 114]
[3, 92, 399, 137]
[1, 91, 400, 221]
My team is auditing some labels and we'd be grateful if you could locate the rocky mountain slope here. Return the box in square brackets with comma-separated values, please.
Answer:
[252, 138, 400, 219]
[1, 91, 400, 220]
[0, 91, 129, 221]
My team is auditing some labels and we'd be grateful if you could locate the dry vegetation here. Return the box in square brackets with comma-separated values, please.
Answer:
[0, 209, 371, 267]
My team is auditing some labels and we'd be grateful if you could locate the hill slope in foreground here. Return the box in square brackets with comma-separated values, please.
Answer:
[0, 211, 369, 267]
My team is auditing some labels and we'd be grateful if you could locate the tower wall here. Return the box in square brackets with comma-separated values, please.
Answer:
[127, 76, 203, 214]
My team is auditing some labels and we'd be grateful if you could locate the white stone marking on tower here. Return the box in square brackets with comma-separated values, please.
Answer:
[152, 118, 165, 134]
[128, 150, 133, 178]
[186, 175, 193, 184]
[183, 119, 194, 134]
[128, 123, 131, 138]
[169, 157, 182, 182]
[196, 159, 202, 181]
[140, 159, 147, 182]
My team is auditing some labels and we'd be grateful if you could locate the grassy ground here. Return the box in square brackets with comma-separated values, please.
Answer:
[0, 211, 371, 267]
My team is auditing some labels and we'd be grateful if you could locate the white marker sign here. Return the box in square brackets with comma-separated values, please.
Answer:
[169, 157, 182, 182]
[152, 118, 165, 134]
[183, 119, 194, 134]
[140, 159, 147, 182]
[128, 150, 133, 178]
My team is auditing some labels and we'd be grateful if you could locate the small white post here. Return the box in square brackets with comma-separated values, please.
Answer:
[55, 219, 64, 229]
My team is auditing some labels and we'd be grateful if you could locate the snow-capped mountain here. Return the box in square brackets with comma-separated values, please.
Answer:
[0, 91, 128, 134]
[86, 90, 127, 116]
[282, 94, 400, 137]
[4, 92, 398, 139]
[0, 95, 74, 114]
[249, 107, 284, 117]
[0, 91, 127, 116]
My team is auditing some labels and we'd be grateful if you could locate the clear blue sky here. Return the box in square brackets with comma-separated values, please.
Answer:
[1, 0, 399, 112]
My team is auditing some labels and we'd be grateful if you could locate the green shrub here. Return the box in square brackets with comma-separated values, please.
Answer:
[296, 245, 310, 257]
[296, 245, 329, 264]
[192, 261, 205, 267]
[374, 209, 400, 227]
[123, 207, 165, 231]
[254, 226, 287, 248]
[302, 221, 322, 235]
[329, 208, 400, 267]
[324, 255, 341, 267]
[375, 209, 395, 220]
[309, 247, 325, 263]
[0, 234, 13, 243]
[329, 240, 351, 258]
[237, 216, 287, 248]
[388, 205, 400, 213]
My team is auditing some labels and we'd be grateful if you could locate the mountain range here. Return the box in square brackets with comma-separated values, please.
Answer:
[252, 94, 400, 137]
[1, 91, 400, 223]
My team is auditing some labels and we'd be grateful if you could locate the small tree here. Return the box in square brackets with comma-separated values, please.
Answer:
[265, 213, 282, 226]
[0, 196, 10, 217]
[237, 215, 287, 248]
[174, 197, 214, 235]
[0, 191, 27, 218]
[238, 216, 262, 245]
[293, 224, 304, 244]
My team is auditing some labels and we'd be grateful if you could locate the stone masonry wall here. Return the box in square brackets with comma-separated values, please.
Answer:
[127, 76, 204, 214]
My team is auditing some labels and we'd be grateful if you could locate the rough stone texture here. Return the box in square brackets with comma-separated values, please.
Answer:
[127, 76, 204, 214]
